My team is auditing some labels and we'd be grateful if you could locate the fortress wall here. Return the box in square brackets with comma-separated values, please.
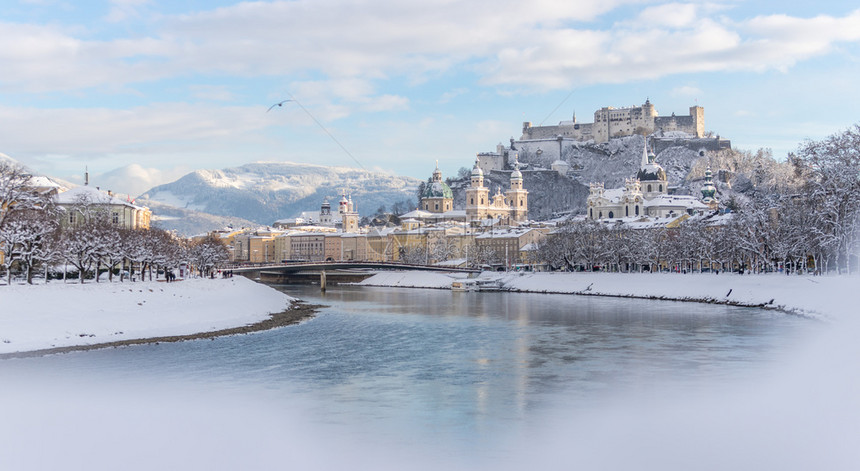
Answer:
[651, 137, 731, 155]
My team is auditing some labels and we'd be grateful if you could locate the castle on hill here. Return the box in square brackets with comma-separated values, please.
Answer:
[521, 99, 704, 144]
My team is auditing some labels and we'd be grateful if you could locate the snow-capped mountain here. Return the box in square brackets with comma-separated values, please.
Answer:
[139, 161, 421, 225]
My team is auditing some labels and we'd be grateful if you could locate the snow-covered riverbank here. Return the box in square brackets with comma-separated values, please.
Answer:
[360, 271, 856, 320]
[2, 270, 853, 355]
[0, 276, 296, 355]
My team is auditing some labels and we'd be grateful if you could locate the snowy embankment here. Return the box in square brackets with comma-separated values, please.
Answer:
[0, 276, 295, 355]
[360, 271, 855, 320]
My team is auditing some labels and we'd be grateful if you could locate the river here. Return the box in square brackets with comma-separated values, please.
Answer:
[0, 284, 817, 470]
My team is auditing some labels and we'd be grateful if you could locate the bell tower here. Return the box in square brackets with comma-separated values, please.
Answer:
[465, 157, 489, 222]
[505, 156, 528, 221]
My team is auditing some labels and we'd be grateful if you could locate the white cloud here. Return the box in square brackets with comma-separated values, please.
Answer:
[189, 85, 236, 102]
[635, 3, 700, 28]
[105, 0, 151, 23]
[671, 85, 703, 97]
[2, 3, 859, 95]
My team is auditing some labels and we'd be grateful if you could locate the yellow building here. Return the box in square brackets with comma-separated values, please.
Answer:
[324, 233, 368, 261]
[247, 235, 276, 263]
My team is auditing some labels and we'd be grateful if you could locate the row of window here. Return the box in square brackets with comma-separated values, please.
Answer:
[68, 212, 121, 224]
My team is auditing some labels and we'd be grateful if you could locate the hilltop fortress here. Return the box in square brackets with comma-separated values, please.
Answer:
[521, 99, 704, 143]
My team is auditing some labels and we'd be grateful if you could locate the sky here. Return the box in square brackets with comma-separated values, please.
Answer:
[1, 0, 859, 196]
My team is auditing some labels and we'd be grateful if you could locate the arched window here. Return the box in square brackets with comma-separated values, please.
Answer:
[608, 211, 614, 218]
[647, 184, 652, 192]
[659, 184, 663, 192]
[625, 206, 629, 216]
[590, 208, 593, 219]
[635, 206, 640, 216]
[598, 211, 603, 219]
[470, 198, 474, 205]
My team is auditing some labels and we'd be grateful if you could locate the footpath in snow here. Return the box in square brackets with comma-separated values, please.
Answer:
[359, 271, 856, 320]
[0, 276, 296, 355]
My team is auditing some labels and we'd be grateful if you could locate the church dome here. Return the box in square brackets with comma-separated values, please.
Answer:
[637, 149, 666, 181]
[471, 161, 484, 177]
[422, 180, 454, 199]
[510, 155, 522, 180]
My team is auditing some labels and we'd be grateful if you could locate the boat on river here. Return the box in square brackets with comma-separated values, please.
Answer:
[451, 279, 502, 292]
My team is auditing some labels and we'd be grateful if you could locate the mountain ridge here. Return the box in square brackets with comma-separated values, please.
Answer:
[139, 161, 421, 226]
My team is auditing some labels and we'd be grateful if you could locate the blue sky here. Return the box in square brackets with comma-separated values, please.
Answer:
[2, 0, 859, 195]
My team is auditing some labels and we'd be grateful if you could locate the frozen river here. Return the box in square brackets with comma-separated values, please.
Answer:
[0, 284, 827, 470]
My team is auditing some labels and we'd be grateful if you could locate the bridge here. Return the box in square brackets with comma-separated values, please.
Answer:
[228, 261, 479, 285]
[228, 261, 478, 274]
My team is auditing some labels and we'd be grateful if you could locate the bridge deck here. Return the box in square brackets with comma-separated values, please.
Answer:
[228, 262, 479, 274]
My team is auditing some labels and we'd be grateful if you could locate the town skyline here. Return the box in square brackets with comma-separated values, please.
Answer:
[1, 1, 858, 195]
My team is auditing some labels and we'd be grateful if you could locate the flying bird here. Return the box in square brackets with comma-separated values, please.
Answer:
[267, 100, 293, 112]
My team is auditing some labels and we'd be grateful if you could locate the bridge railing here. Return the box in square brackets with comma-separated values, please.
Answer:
[226, 260, 480, 273]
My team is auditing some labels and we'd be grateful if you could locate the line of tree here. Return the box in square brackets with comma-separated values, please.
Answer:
[0, 161, 229, 284]
[539, 125, 860, 274]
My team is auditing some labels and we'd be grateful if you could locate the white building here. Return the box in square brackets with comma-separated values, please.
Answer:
[587, 145, 710, 220]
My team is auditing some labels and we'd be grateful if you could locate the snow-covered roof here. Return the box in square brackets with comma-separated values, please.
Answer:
[475, 227, 534, 239]
[400, 209, 433, 219]
[644, 194, 708, 210]
[55, 185, 147, 210]
[595, 188, 625, 204]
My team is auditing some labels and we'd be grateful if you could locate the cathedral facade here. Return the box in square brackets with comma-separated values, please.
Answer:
[464, 157, 528, 224]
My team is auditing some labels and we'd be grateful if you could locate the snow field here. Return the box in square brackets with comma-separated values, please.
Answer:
[0, 276, 295, 354]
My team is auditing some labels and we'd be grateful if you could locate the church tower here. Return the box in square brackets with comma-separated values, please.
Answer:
[505, 156, 528, 221]
[700, 165, 718, 211]
[338, 191, 359, 233]
[465, 157, 489, 222]
[320, 198, 332, 226]
[622, 178, 643, 218]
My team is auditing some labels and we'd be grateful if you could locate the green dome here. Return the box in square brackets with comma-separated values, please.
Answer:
[422, 181, 454, 199]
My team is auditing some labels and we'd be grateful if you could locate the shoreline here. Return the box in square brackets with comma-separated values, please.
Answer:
[0, 300, 322, 360]
[358, 271, 855, 321]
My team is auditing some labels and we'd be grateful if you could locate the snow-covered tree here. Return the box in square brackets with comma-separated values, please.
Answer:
[0, 206, 60, 284]
[792, 124, 860, 273]
[0, 161, 43, 230]
[188, 235, 229, 277]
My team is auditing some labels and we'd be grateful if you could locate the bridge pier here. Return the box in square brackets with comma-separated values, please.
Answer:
[320, 270, 326, 292]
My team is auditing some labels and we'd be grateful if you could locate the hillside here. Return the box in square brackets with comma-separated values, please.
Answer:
[142, 199, 258, 236]
[139, 161, 421, 225]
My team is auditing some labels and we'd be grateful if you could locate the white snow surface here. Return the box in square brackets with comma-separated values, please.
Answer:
[0, 276, 295, 354]
[360, 271, 855, 320]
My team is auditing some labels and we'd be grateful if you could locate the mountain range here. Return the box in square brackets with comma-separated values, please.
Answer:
[138, 161, 421, 232]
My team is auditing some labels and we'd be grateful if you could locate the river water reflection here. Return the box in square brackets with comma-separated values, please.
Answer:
[1, 284, 811, 467]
